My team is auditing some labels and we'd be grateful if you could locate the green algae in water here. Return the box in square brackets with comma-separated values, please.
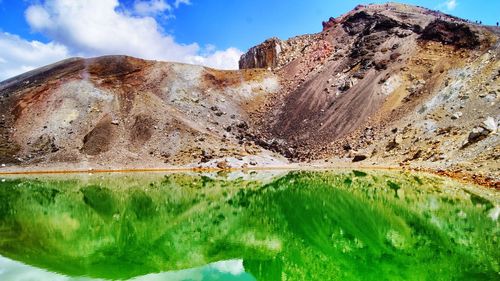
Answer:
[0, 170, 498, 281]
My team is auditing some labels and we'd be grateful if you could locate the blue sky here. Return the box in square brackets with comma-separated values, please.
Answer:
[0, 0, 498, 81]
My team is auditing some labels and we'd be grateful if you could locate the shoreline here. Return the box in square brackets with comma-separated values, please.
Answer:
[1, 163, 498, 189]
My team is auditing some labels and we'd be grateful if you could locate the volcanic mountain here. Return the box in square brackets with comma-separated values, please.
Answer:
[0, 3, 499, 185]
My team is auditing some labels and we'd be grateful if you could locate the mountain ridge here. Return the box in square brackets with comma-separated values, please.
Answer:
[0, 3, 499, 187]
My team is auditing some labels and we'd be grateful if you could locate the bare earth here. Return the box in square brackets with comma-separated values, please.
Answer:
[0, 3, 498, 188]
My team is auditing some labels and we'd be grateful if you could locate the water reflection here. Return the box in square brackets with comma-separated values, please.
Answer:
[0, 170, 498, 280]
[0, 256, 255, 281]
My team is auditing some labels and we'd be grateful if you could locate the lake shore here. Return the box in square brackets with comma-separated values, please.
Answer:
[1, 159, 498, 189]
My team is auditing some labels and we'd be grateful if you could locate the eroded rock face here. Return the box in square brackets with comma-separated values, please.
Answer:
[420, 19, 479, 49]
[322, 17, 337, 31]
[342, 10, 425, 40]
[239, 38, 282, 69]
[342, 11, 408, 35]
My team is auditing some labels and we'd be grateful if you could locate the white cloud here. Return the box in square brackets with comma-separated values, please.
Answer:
[174, 0, 191, 8]
[0, 32, 69, 81]
[134, 0, 171, 16]
[25, 5, 53, 29]
[0, 0, 242, 81]
[0, 256, 71, 281]
[25, 0, 200, 60]
[440, 0, 458, 11]
[446, 0, 457, 10]
[209, 259, 244, 275]
[186, 47, 243, 70]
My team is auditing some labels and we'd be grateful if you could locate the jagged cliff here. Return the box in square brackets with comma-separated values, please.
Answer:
[239, 38, 282, 69]
[0, 3, 499, 186]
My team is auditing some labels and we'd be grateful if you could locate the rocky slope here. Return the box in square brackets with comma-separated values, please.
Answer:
[240, 3, 500, 186]
[0, 56, 285, 169]
[0, 3, 499, 186]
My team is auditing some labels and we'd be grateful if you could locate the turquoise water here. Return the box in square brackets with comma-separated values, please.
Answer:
[0, 170, 498, 280]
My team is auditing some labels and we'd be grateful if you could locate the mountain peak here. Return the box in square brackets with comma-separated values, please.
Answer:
[239, 2, 486, 70]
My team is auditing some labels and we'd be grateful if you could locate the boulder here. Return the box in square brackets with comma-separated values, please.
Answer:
[352, 155, 368, 162]
[467, 127, 490, 144]
[451, 112, 462, 120]
[216, 160, 231, 170]
[482, 117, 498, 133]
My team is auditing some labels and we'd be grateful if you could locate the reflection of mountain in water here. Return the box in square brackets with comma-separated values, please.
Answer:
[0, 170, 498, 280]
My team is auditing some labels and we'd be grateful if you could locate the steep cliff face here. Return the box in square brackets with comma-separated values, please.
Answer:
[238, 38, 282, 69]
[238, 34, 328, 71]
[420, 19, 480, 49]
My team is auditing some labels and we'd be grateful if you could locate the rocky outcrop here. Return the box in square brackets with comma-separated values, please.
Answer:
[239, 38, 282, 69]
[239, 33, 326, 71]
[341, 11, 409, 35]
[420, 19, 480, 49]
[322, 17, 337, 31]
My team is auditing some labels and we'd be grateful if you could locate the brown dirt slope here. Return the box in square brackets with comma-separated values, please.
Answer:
[0, 56, 283, 169]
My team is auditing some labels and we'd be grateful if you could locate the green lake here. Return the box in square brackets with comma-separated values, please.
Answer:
[0, 170, 498, 280]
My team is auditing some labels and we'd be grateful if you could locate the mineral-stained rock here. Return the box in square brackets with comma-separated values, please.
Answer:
[239, 38, 282, 69]
[322, 17, 337, 31]
[341, 11, 409, 36]
[420, 19, 479, 49]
